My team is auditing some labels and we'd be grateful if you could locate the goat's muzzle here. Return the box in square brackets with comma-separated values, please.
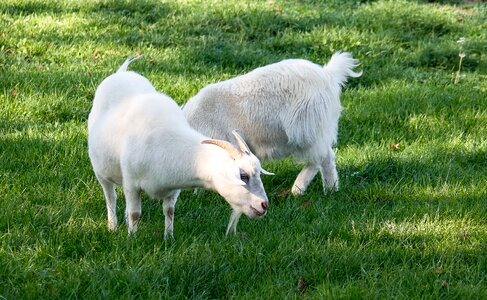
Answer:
[250, 203, 267, 217]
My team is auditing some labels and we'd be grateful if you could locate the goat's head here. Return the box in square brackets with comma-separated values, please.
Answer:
[202, 130, 273, 235]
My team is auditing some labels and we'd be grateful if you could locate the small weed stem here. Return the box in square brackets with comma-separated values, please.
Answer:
[454, 38, 466, 84]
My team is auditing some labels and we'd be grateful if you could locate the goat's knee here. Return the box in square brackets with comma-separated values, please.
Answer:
[163, 191, 179, 239]
[127, 211, 141, 233]
[163, 205, 174, 239]
[124, 187, 142, 234]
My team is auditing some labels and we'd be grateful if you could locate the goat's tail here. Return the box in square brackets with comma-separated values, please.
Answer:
[323, 52, 362, 87]
[117, 53, 143, 72]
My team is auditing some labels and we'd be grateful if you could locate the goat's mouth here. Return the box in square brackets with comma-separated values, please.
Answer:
[250, 206, 265, 217]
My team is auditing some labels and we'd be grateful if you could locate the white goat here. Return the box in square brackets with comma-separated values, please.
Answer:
[88, 56, 271, 238]
[183, 52, 361, 196]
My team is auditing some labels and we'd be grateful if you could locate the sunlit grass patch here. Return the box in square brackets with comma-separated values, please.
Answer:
[1, 0, 486, 298]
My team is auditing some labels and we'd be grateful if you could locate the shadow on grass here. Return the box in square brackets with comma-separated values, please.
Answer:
[3, 0, 483, 92]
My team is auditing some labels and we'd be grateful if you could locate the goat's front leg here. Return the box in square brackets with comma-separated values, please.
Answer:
[226, 210, 242, 236]
[124, 186, 142, 234]
[163, 190, 180, 239]
[291, 162, 319, 196]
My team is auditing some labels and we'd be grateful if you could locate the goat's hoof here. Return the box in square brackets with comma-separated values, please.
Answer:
[325, 184, 339, 193]
[164, 229, 174, 240]
[291, 185, 305, 196]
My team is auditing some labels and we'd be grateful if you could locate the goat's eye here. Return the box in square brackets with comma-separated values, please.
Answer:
[240, 172, 250, 182]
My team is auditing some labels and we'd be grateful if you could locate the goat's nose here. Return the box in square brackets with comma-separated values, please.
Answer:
[261, 201, 268, 211]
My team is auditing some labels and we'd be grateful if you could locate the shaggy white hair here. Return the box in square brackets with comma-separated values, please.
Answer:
[183, 52, 362, 195]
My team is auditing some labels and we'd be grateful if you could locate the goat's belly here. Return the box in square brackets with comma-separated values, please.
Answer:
[253, 145, 290, 161]
[88, 142, 123, 184]
[249, 135, 292, 160]
[142, 185, 176, 199]
[93, 157, 123, 185]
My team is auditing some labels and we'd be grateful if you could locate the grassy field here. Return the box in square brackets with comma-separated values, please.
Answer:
[1, 0, 486, 298]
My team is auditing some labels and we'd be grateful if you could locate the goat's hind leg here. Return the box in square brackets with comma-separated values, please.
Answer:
[291, 162, 319, 196]
[320, 146, 339, 192]
[97, 176, 118, 231]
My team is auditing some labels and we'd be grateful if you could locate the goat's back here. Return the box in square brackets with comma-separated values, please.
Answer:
[183, 58, 347, 161]
[88, 78, 192, 185]
[88, 71, 157, 132]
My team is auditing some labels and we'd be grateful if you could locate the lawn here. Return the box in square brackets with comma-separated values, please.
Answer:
[1, 0, 486, 298]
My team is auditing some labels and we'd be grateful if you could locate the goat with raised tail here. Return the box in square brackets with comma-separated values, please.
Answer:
[183, 52, 362, 196]
[88, 56, 272, 238]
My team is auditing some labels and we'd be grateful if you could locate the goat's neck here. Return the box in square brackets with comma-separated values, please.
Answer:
[193, 142, 231, 190]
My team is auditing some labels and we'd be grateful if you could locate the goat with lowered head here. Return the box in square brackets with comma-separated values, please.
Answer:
[183, 52, 361, 196]
[88, 56, 271, 238]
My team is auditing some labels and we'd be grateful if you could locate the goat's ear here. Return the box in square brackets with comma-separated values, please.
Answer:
[231, 130, 251, 153]
[261, 168, 275, 176]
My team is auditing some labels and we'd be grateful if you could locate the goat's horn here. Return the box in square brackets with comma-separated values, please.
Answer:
[202, 139, 242, 160]
[261, 168, 275, 176]
[231, 130, 251, 154]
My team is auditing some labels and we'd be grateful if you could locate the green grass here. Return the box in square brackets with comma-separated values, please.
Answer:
[1, 0, 486, 298]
